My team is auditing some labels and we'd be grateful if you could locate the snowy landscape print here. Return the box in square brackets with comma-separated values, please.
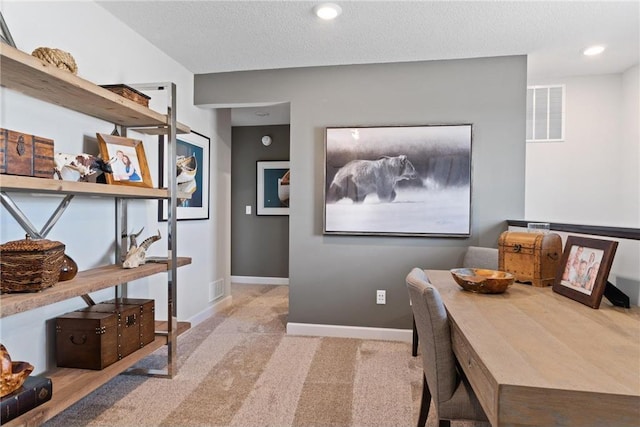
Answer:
[324, 125, 472, 236]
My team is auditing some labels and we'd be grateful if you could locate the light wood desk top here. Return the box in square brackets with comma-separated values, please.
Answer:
[425, 269, 640, 427]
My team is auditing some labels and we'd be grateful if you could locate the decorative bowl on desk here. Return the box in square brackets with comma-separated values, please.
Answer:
[450, 268, 515, 294]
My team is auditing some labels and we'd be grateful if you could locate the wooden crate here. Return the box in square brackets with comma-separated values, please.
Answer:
[80, 303, 145, 359]
[55, 311, 119, 370]
[0, 128, 54, 178]
[100, 84, 150, 107]
[498, 231, 562, 287]
[103, 298, 155, 347]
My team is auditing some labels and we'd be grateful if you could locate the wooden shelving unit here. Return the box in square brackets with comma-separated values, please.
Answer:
[0, 44, 192, 426]
[0, 258, 192, 318]
[0, 44, 190, 134]
[2, 321, 191, 427]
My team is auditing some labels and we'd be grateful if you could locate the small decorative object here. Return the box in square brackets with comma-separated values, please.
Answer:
[0, 12, 16, 48]
[58, 254, 78, 281]
[122, 228, 162, 269]
[0, 128, 54, 179]
[553, 236, 618, 309]
[256, 161, 290, 215]
[498, 231, 562, 287]
[97, 133, 153, 188]
[158, 131, 211, 221]
[0, 235, 65, 293]
[54, 152, 115, 181]
[31, 47, 78, 74]
[527, 222, 550, 233]
[450, 268, 515, 294]
[324, 124, 472, 236]
[0, 344, 34, 398]
[100, 84, 151, 107]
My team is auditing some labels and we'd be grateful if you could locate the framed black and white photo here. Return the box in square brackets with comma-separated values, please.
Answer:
[257, 161, 290, 215]
[324, 124, 472, 236]
[158, 131, 210, 221]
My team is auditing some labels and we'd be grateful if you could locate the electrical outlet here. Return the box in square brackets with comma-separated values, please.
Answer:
[376, 290, 386, 305]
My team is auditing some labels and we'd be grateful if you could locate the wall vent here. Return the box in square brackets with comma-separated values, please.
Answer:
[209, 279, 225, 302]
[526, 85, 565, 142]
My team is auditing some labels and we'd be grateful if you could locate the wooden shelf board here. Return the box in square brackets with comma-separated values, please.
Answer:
[0, 45, 190, 134]
[2, 321, 191, 427]
[0, 175, 169, 198]
[0, 258, 192, 318]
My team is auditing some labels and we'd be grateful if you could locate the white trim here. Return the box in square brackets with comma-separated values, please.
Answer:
[186, 295, 233, 327]
[286, 322, 412, 342]
[231, 276, 289, 285]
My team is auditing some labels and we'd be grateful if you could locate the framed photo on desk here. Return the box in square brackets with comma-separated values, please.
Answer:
[553, 236, 618, 308]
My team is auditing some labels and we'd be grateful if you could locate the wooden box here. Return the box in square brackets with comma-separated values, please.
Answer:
[100, 84, 150, 107]
[0, 128, 54, 178]
[0, 235, 65, 293]
[80, 303, 145, 359]
[55, 311, 119, 370]
[103, 298, 155, 347]
[498, 231, 562, 287]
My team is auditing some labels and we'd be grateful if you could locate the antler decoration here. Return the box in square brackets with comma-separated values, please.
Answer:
[122, 229, 161, 269]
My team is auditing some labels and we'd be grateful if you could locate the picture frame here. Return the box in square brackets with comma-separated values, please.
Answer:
[158, 131, 210, 221]
[323, 124, 472, 236]
[97, 133, 152, 188]
[257, 161, 290, 215]
[553, 236, 618, 309]
[0, 12, 16, 48]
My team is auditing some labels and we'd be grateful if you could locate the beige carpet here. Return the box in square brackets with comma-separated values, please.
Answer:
[44, 284, 486, 427]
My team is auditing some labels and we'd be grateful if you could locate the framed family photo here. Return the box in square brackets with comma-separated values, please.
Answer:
[553, 236, 618, 308]
[158, 131, 210, 221]
[323, 124, 472, 236]
[97, 133, 152, 188]
[257, 161, 290, 215]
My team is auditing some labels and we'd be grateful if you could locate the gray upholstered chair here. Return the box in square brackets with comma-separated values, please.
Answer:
[406, 267, 489, 427]
[412, 246, 498, 356]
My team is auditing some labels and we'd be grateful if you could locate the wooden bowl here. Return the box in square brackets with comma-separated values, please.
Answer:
[450, 268, 515, 294]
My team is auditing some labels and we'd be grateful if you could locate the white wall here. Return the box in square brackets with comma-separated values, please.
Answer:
[525, 66, 640, 305]
[0, 1, 221, 374]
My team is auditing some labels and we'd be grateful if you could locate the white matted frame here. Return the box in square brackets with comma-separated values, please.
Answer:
[324, 124, 472, 236]
[158, 131, 210, 221]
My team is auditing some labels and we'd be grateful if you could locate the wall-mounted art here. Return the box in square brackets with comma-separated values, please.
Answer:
[97, 133, 152, 188]
[324, 124, 472, 236]
[257, 161, 290, 215]
[158, 131, 210, 221]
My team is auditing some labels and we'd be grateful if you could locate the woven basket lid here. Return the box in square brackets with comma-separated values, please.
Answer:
[0, 235, 64, 252]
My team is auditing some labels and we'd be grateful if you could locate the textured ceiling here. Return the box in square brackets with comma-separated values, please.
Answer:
[97, 1, 639, 125]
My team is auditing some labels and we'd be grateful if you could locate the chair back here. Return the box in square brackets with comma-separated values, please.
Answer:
[406, 267, 457, 405]
[462, 246, 498, 270]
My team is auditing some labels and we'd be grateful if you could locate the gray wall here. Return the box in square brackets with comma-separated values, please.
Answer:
[231, 125, 290, 278]
[196, 56, 527, 329]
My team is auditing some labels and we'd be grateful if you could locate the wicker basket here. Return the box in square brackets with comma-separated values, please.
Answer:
[0, 235, 65, 293]
[100, 84, 151, 107]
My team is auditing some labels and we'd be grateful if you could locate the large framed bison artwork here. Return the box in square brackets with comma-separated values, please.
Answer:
[323, 124, 472, 236]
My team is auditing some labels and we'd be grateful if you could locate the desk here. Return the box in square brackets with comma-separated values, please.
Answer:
[425, 269, 640, 427]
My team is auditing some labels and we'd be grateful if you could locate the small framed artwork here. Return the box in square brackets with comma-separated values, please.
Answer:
[324, 124, 472, 236]
[158, 131, 210, 221]
[553, 236, 618, 309]
[257, 161, 290, 215]
[97, 133, 152, 188]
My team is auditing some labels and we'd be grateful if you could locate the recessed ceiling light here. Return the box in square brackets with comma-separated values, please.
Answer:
[314, 3, 342, 20]
[583, 45, 606, 56]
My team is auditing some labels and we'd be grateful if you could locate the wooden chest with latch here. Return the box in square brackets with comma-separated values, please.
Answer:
[0, 128, 54, 178]
[498, 231, 563, 287]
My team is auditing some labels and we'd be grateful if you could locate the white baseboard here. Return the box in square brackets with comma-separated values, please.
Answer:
[286, 322, 412, 343]
[231, 276, 289, 286]
[187, 295, 233, 327]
